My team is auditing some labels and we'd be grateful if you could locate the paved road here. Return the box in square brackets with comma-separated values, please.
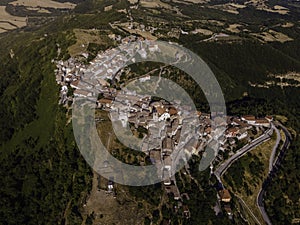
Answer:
[213, 124, 273, 224]
[214, 122, 292, 225]
[257, 190, 271, 225]
[257, 123, 292, 225]
[214, 126, 273, 180]
[268, 125, 281, 172]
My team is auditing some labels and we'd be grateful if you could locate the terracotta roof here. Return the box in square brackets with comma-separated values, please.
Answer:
[171, 118, 179, 130]
[232, 118, 249, 127]
[224, 204, 232, 214]
[162, 137, 174, 150]
[155, 106, 166, 115]
[98, 98, 113, 104]
[242, 115, 256, 121]
[205, 126, 212, 134]
[173, 129, 181, 143]
[163, 155, 172, 167]
[169, 107, 178, 115]
[70, 79, 80, 88]
[255, 119, 269, 124]
[149, 150, 161, 162]
[169, 185, 180, 199]
[227, 127, 239, 133]
[219, 189, 231, 202]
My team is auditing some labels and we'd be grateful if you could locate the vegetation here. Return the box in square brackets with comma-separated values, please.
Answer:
[264, 137, 300, 224]
[0, 30, 92, 224]
[223, 132, 277, 224]
[177, 156, 233, 225]
[0, 0, 299, 224]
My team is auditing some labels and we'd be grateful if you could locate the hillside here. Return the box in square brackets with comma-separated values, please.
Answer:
[0, 0, 299, 224]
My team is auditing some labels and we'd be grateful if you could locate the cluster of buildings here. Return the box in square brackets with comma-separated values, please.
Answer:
[217, 115, 272, 153]
[53, 34, 273, 220]
[54, 35, 160, 106]
[218, 189, 233, 218]
[102, 89, 203, 208]
[54, 57, 87, 105]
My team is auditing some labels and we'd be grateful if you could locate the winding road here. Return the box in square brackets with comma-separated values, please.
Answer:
[214, 125, 273, 181]
[268, 125, 281, 173]
[214, 122, 292, 225]
[257, 122, 292, 225]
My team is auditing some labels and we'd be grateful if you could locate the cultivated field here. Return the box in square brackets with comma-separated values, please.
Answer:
[9, 0, 76, 9]
[210, 3, 246, 14]
[246, 0, 289, 15]
[0, 1, 77, 34]
[128, 0, 138, 4]
[0, 6, 26, 33]
[184, 0, 210, 3]
[252, 29, 293, 43]
[226, 24, 242, 33]
[26, 7, 51, 13]
[281, 22, 294, 28]
[191, 28, 213, 36]
[68, 29, 113, 57]
[140, 0, 172, 9]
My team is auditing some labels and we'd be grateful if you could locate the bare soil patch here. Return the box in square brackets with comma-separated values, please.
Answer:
[83, 173, 147, 225]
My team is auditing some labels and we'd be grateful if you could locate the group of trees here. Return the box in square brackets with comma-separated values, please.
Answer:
[264, 138, 300, 224]
[0, 22, 92, 224]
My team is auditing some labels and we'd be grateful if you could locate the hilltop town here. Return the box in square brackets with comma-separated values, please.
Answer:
[0, 0, 299, 224]
[53, 35, 275, 221]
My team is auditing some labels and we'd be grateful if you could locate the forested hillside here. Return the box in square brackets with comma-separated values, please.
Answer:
[0, 0, 299, 224]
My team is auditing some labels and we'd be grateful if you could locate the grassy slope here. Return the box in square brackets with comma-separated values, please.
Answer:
[223, 132, 277, 224]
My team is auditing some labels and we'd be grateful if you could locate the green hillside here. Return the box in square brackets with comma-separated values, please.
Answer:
[0, 0, 299, 224]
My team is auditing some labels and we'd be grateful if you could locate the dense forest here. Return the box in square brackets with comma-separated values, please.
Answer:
[0, 23, 92, 224]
